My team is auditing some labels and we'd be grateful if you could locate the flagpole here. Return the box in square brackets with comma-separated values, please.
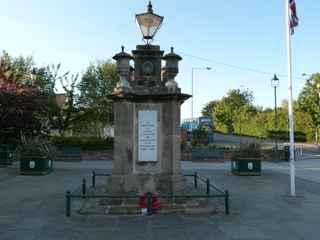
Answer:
[285, 0, 296, 197]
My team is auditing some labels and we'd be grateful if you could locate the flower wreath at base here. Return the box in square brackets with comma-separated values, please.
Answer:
[139, 192, 162, 210]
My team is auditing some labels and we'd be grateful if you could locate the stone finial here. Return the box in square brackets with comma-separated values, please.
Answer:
[147, 1, 153, 13]
[165, 79, 178, 93]
[113, 46, 133, 61]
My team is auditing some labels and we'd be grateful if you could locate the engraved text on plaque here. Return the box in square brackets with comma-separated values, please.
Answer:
[138, 110, 157, 162]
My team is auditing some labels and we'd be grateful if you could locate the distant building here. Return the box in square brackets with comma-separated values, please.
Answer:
[181, 118, 199, 132]
[55, 93, 66, 107]
[181, 117, 214, 142]
[181, 117, 214, 132]
[198, 117, 214, 131]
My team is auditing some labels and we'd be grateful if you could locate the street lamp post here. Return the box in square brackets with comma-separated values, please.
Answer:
[191, 67, 211, 122]
[271, 74, 280, 150]
[316, 83, 320, 144]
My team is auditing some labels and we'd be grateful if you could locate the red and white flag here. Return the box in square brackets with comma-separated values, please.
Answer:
[289, 0, 299, 34]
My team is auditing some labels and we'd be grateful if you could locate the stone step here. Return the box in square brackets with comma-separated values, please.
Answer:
[79, 197, 218, 215]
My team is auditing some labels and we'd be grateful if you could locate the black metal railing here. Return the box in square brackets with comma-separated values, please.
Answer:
[190, 172, 229, 215]
[66, 172, 230, 217]
[92, 171, 111, 188]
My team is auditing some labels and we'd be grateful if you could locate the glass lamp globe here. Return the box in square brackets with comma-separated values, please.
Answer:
[136, 1, 164, 43]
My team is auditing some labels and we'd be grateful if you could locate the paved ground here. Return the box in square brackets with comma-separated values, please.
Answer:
[183, 158, 320, 184]
[1, 159, 320, 240]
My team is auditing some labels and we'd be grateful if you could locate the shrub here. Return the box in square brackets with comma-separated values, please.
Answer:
[232, 143, 261, 158]
[51, 136, 113, 150]
[191, 129, 209, 146]
[267, 130, 307, 143]
[16, 136, 57, 160]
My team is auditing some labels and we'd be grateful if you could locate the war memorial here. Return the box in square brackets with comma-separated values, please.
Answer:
[1, 1, 320, 240]
[108, 3, 189, 195]
[73, 1, 229, 215]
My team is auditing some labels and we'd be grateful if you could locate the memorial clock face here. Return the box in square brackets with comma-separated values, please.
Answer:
[142, 61, 154, 75]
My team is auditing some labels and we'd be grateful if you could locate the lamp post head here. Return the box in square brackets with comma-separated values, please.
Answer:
[136, 1, 164, 44]
[271, 74, 280, 87]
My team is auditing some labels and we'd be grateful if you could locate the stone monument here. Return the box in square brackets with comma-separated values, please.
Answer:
[107, 1, 190, 194]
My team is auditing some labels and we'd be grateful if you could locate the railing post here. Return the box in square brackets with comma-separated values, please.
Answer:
[92, 171, 96, 188]
[206, 179, 210, 195]
[146, 192, 153, 216]
[225, 190, 230, 215]
[194, 172, 198, 189]
[66, 191, 71, 217]
[82, 178, 86, 198]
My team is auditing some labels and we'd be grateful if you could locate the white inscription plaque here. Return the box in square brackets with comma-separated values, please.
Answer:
[138, 110, 157, 162]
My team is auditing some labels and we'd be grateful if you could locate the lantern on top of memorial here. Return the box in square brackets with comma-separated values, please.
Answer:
[113, 46, 133, 92]
[162, 47, 182, 92]
[136, 1, 164, 44]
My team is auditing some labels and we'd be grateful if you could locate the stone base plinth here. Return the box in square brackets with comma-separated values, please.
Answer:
[107, 173, 186, 194]
[79, 197, 218, 215]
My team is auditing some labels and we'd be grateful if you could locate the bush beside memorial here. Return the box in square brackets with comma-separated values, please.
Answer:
[17, 137, 56, 175]
[51, 136, 113, 161]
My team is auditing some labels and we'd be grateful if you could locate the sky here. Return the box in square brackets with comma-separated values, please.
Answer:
[0, 0, 319, 120]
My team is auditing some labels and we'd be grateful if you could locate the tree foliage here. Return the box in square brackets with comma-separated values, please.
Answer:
[0, 54, 49, 144]
[0, 51, 122, 138]
[202, 100, 218, 117]
[297, 73, 320, 127]
[211, 89, 255, 133]
[77, 60, 119, 124]
[44, 64, 89, 136]
[0, 50, 55, 92]
[203, 87, 315, 142]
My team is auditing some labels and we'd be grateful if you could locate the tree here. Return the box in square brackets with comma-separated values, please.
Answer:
[297, 73, 320, 142]
[202, 83, 317, 142]
[0, 55, 49, 144]
[201, 100, 218, 117]
[211, 89, 255, 133]
[0, 51, 92, 138]
[234, 105, 257, 135]
[77, 60, 119, 124]
[45, 64, 87, 136]
[0, 50, 55, 92]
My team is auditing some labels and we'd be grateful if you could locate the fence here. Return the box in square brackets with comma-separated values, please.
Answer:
[66, 172, 230, 217]
[0, 145, 15, 168]
[92, 171, 111, 188]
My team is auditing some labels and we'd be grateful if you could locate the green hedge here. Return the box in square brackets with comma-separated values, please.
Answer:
[191, 129, 209, 146]
[51, 136, 113, 150]
[213, 130, 267, 140]
[267, 130, 307, 143]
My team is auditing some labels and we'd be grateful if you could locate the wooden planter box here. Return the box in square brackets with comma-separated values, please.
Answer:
[20, 156, 53, 175]
[231, 155, 261, 176]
